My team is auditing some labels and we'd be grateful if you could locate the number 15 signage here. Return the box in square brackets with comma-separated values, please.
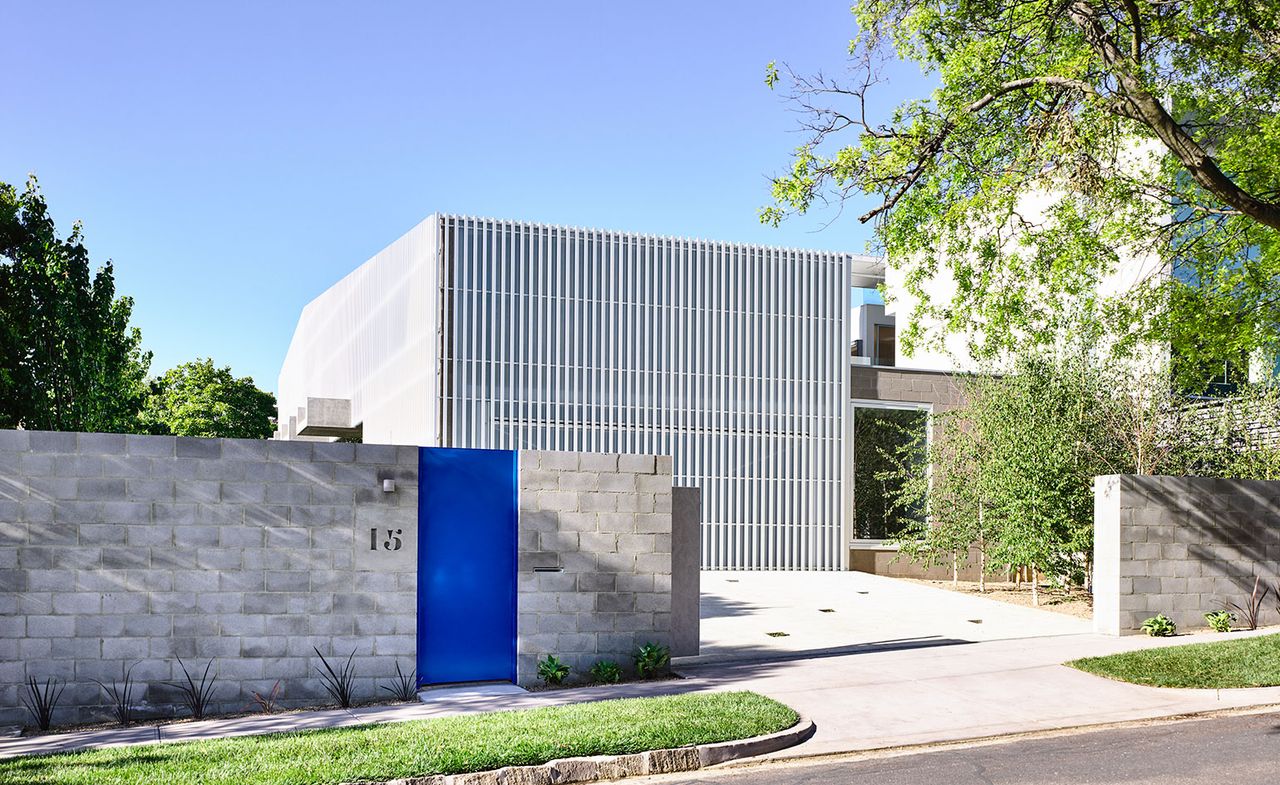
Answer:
[354, 508, 416, 571]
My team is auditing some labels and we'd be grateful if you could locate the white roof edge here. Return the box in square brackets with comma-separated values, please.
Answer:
[433, 213, 885, 269]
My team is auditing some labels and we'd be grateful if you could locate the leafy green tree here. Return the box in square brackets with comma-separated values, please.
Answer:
[764, 3, 1280, 385]
[889, 359, 1123, 601]
[0, 176, 150, 432]
[140, 359, 276, 439]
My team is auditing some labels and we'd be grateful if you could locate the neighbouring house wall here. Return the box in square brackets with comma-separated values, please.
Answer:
[516, 451, 674, 684]
[0, 430, 418, 725]
[1094, 474, 1280, 635]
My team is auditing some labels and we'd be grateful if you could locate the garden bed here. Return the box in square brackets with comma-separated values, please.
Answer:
[900, 579, 1093, 619]
[0, 691, 798, 785]
[1068, 633, 1280, 688]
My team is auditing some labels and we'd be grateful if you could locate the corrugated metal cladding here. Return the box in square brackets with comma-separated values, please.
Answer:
[435, 215, 852, 570]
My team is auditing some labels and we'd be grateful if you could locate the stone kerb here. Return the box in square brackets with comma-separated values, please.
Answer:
[515, 451, 674, 684]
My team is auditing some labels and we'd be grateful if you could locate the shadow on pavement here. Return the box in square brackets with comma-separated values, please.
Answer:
[698, 591, 766, 619]
[675, 635, 975, 670]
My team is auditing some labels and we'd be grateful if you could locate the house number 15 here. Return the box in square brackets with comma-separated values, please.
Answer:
[370, 528, 403, 551]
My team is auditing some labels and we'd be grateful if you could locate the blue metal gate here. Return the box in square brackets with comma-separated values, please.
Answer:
[417, 447, 517, 685]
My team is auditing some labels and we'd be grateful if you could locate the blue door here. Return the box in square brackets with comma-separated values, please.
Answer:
[418, 447, 517, 684]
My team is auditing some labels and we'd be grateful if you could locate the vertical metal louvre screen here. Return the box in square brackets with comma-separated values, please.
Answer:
[436, 216, 848, 570]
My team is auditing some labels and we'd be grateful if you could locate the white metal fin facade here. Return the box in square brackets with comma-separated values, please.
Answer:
[435, 215, 852, 570]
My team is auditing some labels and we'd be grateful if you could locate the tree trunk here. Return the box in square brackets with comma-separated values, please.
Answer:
[1067, 0, 1280, 230]
[977, 505, 986, 593]
[952, 554, 959, 588]
[1031, 565, 1040, 607]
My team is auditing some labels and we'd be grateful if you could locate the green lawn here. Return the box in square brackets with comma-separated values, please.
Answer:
[0, 691, 797, 785]
[1068, 633, 1280, 688]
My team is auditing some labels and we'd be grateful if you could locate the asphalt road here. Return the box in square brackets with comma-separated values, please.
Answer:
[669, 711, 1280, 785]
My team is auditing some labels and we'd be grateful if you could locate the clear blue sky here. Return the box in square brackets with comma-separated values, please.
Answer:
[3, 1, 928, 392]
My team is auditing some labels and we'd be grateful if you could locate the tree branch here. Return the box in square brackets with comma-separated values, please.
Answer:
[1119, 0, 1143, 62]
[1067, 0, 1280, 230]
[859, 74, 1140, 223]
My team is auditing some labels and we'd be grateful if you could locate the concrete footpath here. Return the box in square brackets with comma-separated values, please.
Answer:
[679, 626, 1280, 758]
[5, 569, 1280, 763]
[3, 628, 1280, 762]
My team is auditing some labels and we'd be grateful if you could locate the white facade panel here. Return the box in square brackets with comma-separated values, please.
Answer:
[278, 216, 439, 446]
[280, 213, 877, 570]
[436, 216, 857, 570]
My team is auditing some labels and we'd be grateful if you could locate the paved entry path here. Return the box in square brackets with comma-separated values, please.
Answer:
[690, 570, 1090, 665]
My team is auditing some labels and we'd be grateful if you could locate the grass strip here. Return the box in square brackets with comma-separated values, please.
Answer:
[0, 691, 797, 785]
[1068, 633, 1280, 688]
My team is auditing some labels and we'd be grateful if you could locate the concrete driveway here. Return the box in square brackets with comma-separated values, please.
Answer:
[686, 570, 1090, 665]
[676, 571, 1280, 757]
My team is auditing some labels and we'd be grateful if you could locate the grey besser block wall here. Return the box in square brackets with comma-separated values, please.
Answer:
[0, 429, 418, 725]
[1094, 474, 1280, 634]
[516, 451, 674, 684]
[670, 487, 701, 657]
[849, 366, 964, 410]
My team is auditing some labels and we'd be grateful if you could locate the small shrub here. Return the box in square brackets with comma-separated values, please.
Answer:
[1141, 614, 1177, 637]
[314, 647, 358, 708]
[21, 676, 65, 731]
[250, 681, 283, 713]
[537, 655, 570, 685]
[381, 661, 419, 702]
[589, 660, 622, 684]
[1228, 576, 1270, 631]
[633, 642, 671, 679]
[93, 663, 138, 726]
[169, 657, 219, 720]
[1204, 610, 1234, 633]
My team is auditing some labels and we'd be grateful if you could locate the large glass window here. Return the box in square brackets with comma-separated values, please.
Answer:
[874, 324, 896, 367]
[852, 405, 927, 540]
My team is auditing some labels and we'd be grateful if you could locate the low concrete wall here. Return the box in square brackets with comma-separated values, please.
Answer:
[0, 430, 418, 725]
[1094, 474, 1280, 635]
[1, 430, 687, 724]
[849, 544, 990, 582]
[515, 451, 676, 684]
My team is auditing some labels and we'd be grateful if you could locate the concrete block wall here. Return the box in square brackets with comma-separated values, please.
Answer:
[0, 429, 418, 725]
[1094, 474, 1280, 634]
[515, 451, 674, 683]
[849, 366, 964, 411]
[669, 487, 701, 658]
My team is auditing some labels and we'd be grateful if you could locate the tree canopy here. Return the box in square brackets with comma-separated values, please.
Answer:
[887, 356, 1280, 593]
[0, 176, 150, 431]
[139, 358, 277, 439]
[765, 2, 1280, 385]
[1, 177, 275, 438]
